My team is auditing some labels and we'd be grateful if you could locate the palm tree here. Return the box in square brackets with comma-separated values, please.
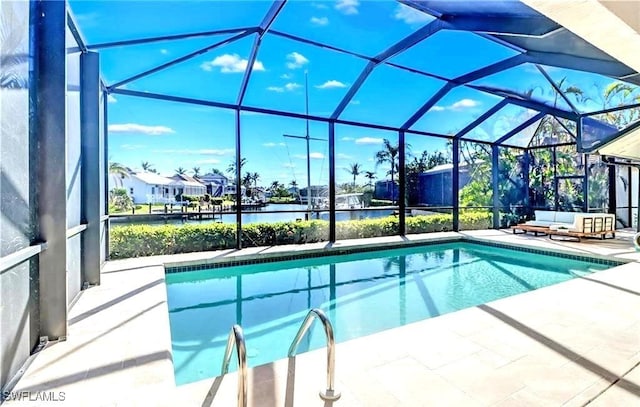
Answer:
[289, 180, 298, 189]
[109, 162, 129, 188]
[242, 172, 253, 197]
[141, 161, 154, 172]
[192, 167, 201, 177]
[210, 168, 224, 175]
[227, 158, 247, 177]
[346, 162, 362, 187]
[109, 162, 129, 178]
[175, 167, 186, 175]
[364, 171, 376, 190]
[251, 172, 260, 192]
[270, 180, 282, 192]
[375, 139, 400, 202]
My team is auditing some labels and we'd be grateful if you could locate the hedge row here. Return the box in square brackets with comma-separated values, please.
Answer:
[109, 211, 492, 259]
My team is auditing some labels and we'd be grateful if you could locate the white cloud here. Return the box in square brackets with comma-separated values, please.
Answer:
[349, 100, 360, 105]
[280, 73, 291, 79]
[430, 99, 481, 112]
[107, 94, 117, 103]
[341, 137, 354, 141]
[312, 2, 329, 9]
[335, 0, 359, 15]
[120, 144, 145, 150]
[268, 82, 301, 93]
[393, 4, 431, 25]
[286, 52, 309, 69]
[310, 16, 329, 26]
[201, 53, 265, 73]
[337, 153, 352, 160]
[367, 157, 375, 162]
[160, 49, 169, 55]
[450, 98, 480, 110]
[151, 148, 233, 155]
[355, 137, 383, 145]
[108, 123, 175, 135]
[316, 80, 347, 89]
[263, 142, 286, 147]
[294, 152, 325, 160]
[282, 163, 296, 168]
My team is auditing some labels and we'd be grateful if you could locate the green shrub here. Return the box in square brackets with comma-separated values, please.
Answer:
[109, 188, 133, 212]
[109, 211, 493, 259]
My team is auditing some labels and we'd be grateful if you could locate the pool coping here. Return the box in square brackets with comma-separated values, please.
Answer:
[164, 233, 628, 274]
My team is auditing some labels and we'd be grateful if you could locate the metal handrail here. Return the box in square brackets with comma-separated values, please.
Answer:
[220, 325, 247, 407]
[288, 308, 341, 401]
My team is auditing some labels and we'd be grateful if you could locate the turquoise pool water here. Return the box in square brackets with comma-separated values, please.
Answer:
[166, 242, 611, 385]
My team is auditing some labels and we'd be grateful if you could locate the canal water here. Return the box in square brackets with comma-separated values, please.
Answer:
[113, 204, 396, 226]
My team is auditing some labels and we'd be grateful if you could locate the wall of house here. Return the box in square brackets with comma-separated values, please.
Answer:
[0, 1, 40, 391]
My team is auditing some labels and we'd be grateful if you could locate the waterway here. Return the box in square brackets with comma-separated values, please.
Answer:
[112, 204, 397, 226]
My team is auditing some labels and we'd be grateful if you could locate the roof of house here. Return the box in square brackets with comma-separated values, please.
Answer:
[133, 172, 174, 185]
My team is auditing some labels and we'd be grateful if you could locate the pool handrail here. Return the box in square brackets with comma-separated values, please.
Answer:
[220, 324, 247, 407]
[288, 308, 341, 401]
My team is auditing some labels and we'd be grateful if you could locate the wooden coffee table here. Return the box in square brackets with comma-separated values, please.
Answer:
[511, 224, 550, 236]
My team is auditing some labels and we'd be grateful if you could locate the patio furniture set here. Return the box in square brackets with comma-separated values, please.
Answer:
[511, 210, 616, 242]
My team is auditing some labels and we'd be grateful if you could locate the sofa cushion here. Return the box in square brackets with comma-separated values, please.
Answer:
[554, 212, 576, 224]
[534, 210, 556, 223]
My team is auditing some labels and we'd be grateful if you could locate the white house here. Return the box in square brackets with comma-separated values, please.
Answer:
[111, 172, 176, 204]
[170, 174, 206, 197]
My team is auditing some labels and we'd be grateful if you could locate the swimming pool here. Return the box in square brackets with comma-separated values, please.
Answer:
[165, 241, 613, 385]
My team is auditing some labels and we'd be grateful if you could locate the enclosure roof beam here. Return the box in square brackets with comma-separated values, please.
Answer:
[330, 19, 444, 120]
[86, 27, 251, 50]
[67, 10, 88, 53]
[454, 99, 509, 139]
[525, 117, 546, 149]
[553, 116, 577, 139]
[527, 50, 633, 79]
[585, 101, 640, 116]
[535, 64, 579, 114]
[499, 95, 578, 121]
[493, 111, 546, 146]
[237, 0, 287, 106]
[110, 88, 454, 139]
[401, 54, 529, 130]
[107, 29, 256, 91]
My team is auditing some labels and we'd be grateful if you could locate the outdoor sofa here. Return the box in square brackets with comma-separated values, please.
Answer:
[512, 210, 616, 241]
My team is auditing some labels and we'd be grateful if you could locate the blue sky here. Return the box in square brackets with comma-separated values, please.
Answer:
[69, 0, 639, 186]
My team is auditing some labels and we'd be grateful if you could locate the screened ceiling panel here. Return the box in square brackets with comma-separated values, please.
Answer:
[415, 0, 547, 18]
[269, 1, 432, 57]
[469, 63, 574, 112]
[99, 34, 239, 86]
[410, 87, 503, 135]
[125, 34, 256, 104]
[540, 65, 640, 113]
[461, 104, 538, 143]
[503, 118, 543, 148]
[580, 116, 620, 152]
[242, 34, 368, 116]
[529, 117, 575, 147]
[341, 64, 448, 127]
[69, 1, 270, 45]
[388, 29, 520, 80]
